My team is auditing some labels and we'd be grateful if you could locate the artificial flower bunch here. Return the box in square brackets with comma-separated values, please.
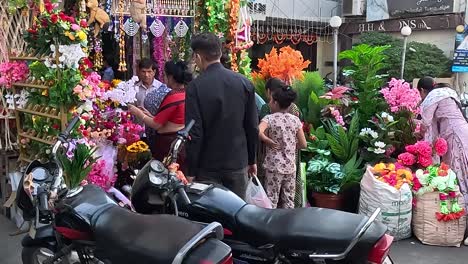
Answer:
[413, 163, 465, 222]
[398, 138, 448, 168]
[381, 78, 421, 114]
[252, 46, 311, 84]
[372, 162, 414, 190]
[73, 72, 104, 101]
[24, 0, 88, 54]
[87, 159, 117, 191]
[101, 76, 139, 105]
[0, 61, 29, 88]
[126, 141, 149, 153]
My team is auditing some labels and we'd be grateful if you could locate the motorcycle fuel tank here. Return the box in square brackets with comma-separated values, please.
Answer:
[177, 183, 247, 230]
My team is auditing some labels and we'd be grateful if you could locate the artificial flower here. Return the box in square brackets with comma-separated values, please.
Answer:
[360, 128, 379, 139]
[434, 138, 448, 156]
[398, 152, 416, 166]
[320, 86, 350, 100]
[418, 155, 433, 168]
[381, 78, 421, 114]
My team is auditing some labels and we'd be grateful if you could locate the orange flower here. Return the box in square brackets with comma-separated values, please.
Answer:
[252, 46, 311, 83]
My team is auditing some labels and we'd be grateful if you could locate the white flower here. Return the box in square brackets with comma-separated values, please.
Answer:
[369, 131, 379, 139]
[360, 128, 372, 136]
[373, 148, 386, 154]
[374, 141, 386, 148]
[381, 112, 394, 122]
[360, 128, 379, 139]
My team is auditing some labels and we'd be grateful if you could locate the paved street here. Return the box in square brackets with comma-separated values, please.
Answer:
[1, 215, 468, 264]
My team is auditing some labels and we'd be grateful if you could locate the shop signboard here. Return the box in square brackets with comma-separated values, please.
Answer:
[452, 26, 468, 73]
[367, 0, 454, 22]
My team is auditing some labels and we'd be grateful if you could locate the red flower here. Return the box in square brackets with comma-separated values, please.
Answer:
[59, 12, 67, 21]
[50, 14, 59, 24]
[412, 175, 422, 192]
[434, 138, 448, 156]
[52, 124, 60, 130]
[44, 0, 54, 13]
[27, 28, 37, 34]
[80, 19, 88, 28]
[41, 18, 48, 27]
[398, 152, 416, 166]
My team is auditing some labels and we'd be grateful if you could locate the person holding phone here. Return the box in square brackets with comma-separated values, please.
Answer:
[128, 61, 193, 172]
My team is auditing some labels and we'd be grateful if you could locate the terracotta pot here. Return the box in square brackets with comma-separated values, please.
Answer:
[312, 192, 346, 210]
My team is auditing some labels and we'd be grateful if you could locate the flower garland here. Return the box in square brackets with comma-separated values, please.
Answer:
[373, 162, 414, 190]
[228, 0, 240, 71]
[205, 0, 229, 38]
[152, 34, 166, 82]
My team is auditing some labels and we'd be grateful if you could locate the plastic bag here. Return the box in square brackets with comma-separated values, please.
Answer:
[359, 166, 412, 240]
[245, 175, 272, 209]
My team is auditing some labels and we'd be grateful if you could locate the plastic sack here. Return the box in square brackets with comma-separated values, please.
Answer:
[359, 166, 412, 240]
[245, 175, 272, 209]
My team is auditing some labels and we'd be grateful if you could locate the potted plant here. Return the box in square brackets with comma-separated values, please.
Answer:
[306, 114, 363, 211]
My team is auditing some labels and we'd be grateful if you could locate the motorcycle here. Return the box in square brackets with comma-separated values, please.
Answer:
[131, 120, 394, 264]
[16, 117, 234, 264]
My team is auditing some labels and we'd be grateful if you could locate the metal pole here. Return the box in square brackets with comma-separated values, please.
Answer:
[333, 28, 338, 87]
[400, 36, 408, 79]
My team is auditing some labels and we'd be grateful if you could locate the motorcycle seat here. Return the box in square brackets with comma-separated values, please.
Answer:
[235, 204, 371, 253]
[91, 205, 205, 264]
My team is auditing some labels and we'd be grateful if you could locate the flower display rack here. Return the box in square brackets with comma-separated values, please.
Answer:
[9, 55, 68, 164]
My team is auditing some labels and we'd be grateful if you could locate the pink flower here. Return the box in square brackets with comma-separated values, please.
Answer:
[415, 141, 432, 157]
[418, 155, 433, 167]
[381, 78, 421, 114]
[434, 138, 448, 156]
[398, 152, 416, 166]
[71, 24, 81, 31]
[405, 144, 418, 154]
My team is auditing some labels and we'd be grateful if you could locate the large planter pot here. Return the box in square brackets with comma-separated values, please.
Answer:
[312, 192, 346, 210]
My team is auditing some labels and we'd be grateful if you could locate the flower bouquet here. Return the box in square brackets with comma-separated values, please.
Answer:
[57, 140, 98, 189]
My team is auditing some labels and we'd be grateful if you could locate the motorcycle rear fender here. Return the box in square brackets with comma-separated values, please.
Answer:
[21, 224, 57, 251]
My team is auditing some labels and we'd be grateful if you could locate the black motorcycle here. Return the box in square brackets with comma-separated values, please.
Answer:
[16, 117, 234, 264]
[131, 120, 394, 264]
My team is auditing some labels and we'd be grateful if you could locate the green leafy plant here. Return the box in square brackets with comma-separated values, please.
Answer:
[324, 112, 361, 164]
[307, 158, 344, 194]
[339, 44, 388, 127]
[253, 76, 267, 101]
[359, 32, 451, 82]
[58, 143, 98, 189]
[292, 71, 327, 128]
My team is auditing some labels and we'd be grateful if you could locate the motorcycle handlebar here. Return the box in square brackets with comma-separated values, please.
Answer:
[63, 116, 80, 137]
[38, 189, 48, 212]
[177, 119, 195, 139]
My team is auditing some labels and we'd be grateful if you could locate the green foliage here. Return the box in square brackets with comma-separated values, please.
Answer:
[291, 71, 327, 128]
[324, 112, 360, 164]
[58, 144, 98, 189]
[253, 77, 267, 101]
[359, 32, 451, 81]
[238, 51, 252, 80]
[339, 44, 388, 126]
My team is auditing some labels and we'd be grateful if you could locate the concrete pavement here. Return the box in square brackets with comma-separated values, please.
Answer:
[1, 215, 468, 264]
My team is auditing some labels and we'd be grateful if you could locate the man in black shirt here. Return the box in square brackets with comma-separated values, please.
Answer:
[185, 32, 259, 199]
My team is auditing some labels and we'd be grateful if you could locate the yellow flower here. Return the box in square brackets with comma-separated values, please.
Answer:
[111, 79, 122, 87]
[77, 31, 87, 41]
[41, 89, 48, 96]
[64, 31, 76, 41]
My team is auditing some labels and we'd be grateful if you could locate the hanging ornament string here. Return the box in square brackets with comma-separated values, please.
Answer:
[150, 18, 166, 37]
[118, 0, 127, 72]
[228, 0, 240, 72]
[123, 18, 140, 36]
[205, 0, 228, 39]
[152, 34, 165, 81]
[94, 38, 103, 70]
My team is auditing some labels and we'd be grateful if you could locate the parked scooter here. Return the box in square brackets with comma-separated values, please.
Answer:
[131, 120, 395, 264]
[16, 117, 233, 264]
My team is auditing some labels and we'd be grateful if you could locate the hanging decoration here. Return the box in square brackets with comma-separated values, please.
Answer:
[123, 18, 140, 36]
[205, 0, 228, 39]
[234, 3, 254, 51]
[152, 35, 165, 81]
[86, 0, 111, 37]
[251, 20, 317, 46]
[118, 0, 127, 72]
[174, 19, 189, 37]
[150, 19, 166, 37]
[228, 0, 240, 71]
[93, 39, 103, 70]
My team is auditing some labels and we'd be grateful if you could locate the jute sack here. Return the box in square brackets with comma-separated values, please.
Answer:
[412, 188, 466, 247]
